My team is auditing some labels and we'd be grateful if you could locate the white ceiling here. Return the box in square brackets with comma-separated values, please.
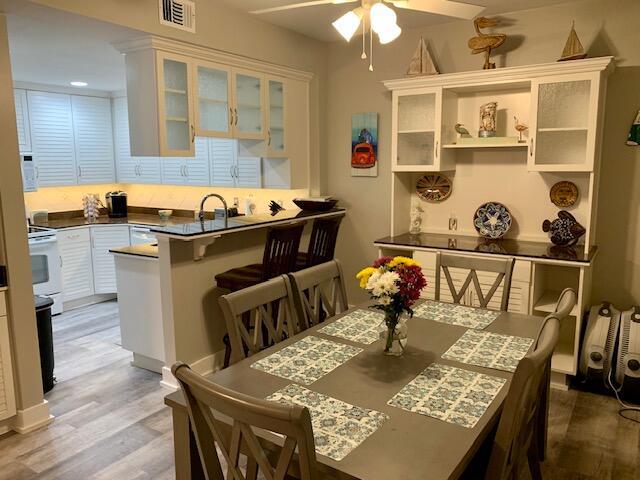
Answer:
[6, 5, 141, 92]
[222, 0, 581, 42]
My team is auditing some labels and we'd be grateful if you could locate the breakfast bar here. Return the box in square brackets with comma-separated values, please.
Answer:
[147, 208, 346, 387]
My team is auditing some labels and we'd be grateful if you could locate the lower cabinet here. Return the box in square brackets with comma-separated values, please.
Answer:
[59, 225, 131, 302]
[0, 292, 17, 421]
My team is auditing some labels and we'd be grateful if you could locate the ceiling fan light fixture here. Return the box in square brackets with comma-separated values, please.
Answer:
[332, 9, 362, 42]
[370, 2, 396, 34]
[377, 23, 402, 44]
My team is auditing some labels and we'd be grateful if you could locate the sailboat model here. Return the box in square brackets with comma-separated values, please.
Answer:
[558, 22, 587, 61]
[407, 37, 439, 76]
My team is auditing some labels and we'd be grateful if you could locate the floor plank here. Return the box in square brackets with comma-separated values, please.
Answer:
[0, 300, 638, 479]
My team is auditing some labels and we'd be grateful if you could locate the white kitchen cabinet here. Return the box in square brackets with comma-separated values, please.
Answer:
[161, 137, 210, 186]
[27, 91, 77, 186]
[194, 61, 233, 138]
[209, 138, 261, 188]
[59, 227, 95, 302]
[232, 68, 265, 140]
[112, 97, 161, 184]
[0, 291, 17, 422]
[14, 89, 31, 154]
[71, 96, 116, 184]
[91, 226, 131, 295]
[266, 76, 286, 157]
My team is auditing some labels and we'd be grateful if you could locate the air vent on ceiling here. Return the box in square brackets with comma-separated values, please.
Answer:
[159, 0, 196, 33]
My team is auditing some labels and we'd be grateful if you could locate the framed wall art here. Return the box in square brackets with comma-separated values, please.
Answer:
[351, 112, 378, 177]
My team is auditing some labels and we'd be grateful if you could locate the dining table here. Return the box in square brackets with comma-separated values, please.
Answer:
[164, 299, 547, 480]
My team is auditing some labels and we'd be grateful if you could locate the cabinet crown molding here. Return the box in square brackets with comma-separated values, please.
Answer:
[383, 56, 615, 91]
[113, 35, 314, 83]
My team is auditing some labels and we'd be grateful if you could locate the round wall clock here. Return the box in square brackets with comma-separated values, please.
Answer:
[416, 174, 452, 203]
[550, 181, 579, 207]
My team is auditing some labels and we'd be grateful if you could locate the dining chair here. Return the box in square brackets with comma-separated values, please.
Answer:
[296, 216, 343, 270]
[219, 275, 299, 366]
[434, 253, 515, 311]
[483, 312, 564, 480]
[288, 260, 349, 331]
[172, 362, 319, 480]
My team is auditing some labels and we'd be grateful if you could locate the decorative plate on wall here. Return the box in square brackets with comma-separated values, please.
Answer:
[550, 181, 579, 207]
[473, 202, 512, 239]
[416, 174, 452, 203]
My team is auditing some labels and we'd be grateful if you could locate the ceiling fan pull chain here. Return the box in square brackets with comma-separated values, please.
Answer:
[369, 24, 374, 71]
[361, 17, 367, 59]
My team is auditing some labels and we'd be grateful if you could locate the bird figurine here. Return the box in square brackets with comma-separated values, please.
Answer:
[514, 117, 528, 143]
[455, 123, 471, 138]
[468, 17, 507, 70]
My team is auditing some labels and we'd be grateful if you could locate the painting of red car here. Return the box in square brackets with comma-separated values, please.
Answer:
[351, 142, 376, 168]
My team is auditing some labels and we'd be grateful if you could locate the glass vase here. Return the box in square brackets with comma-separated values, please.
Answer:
[382, 311, 408, 356]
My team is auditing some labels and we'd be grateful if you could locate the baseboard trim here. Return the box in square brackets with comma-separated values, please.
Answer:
[12, 400, 53, 434]
[161, 349, 226, 390]
[63, 294, 116, 312]
[131, 352, 164, 374]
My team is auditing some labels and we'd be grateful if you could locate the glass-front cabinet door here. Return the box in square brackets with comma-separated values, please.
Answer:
[529, 74, 597, 172]
[194, 61, 232, 138]
[232, 69, 265, 140]
[392, 87, 446, 172]
[266, 77, 286, 157]
[157, 52, 195, 156]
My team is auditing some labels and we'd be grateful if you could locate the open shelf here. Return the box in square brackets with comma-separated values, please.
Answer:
[399, 129, 435, 135]
[533, 290, 580, 316]
[551, 340, 575, 375]
[443, 143, 527, 149]
[165, 88, 187, 95]
[537, 127, 587, 132]
[166, 116, 188, 122]
[199, 98, 227, 104]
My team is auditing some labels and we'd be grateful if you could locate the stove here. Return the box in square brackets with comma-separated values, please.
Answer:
[28, 225, 63, 314]
[28, 226, 56, 238]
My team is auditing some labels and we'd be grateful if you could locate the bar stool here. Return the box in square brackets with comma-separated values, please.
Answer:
[296, 216, 343, 270]
[215, 222, 305, 366]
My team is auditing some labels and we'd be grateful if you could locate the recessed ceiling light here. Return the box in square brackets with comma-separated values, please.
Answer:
[70, 81, 88, 87]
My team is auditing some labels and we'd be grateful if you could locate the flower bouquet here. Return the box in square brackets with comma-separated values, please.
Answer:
[356, 256, 427, 355]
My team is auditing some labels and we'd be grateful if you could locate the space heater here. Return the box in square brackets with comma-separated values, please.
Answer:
[615, 307, 640, 402]
[579, 303, 620, 386]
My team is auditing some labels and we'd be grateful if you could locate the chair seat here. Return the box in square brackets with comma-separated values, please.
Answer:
[215, 264, 263, 291]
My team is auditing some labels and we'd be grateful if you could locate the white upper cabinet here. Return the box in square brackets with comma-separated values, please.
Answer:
[232, 69, 265, 140]
[209, 138, 237, 187]
[161, 137, 210, 185]
[528, 73, 598, 172]
[236, 157, 262, 188]
[194, 61, 233, 138]
[27, 91, 77, 186]
[112, 97, 161, 184]
[72, 96, 116, 184]
[266, 77, 286, 157]
[14, 89, 31, 153]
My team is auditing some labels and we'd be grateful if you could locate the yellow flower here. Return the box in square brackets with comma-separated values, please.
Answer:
[356, 267, 377, 288]
[388, 256, 420, 268]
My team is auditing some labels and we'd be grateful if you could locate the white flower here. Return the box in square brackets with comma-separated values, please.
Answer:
[366, 271, 400, 298]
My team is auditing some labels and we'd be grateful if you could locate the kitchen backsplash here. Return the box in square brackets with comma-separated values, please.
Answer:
[24, 184, 310, 217]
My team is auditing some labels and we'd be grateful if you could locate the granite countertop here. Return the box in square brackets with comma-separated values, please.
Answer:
[375, 232, 596, 264]
[110, 243, 159, 259]
[33, 212, 197, 230]
[150, 208, 346, 238]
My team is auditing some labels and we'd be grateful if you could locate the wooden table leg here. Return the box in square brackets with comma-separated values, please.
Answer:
[172, 407, 207, 480]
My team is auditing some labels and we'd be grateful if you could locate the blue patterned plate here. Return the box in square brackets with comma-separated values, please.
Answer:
[473, 202, 512, 239]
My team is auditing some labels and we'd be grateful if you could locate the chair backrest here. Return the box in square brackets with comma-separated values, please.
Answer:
[484, 316, 561, 480]
[262, 222, 306, 281]
[434, 253, 515, 311]
[172, 362, 319, 480]
[305, 216, 343, 268]
[288, 260, 349, 331]
[219, 275, 299, 365]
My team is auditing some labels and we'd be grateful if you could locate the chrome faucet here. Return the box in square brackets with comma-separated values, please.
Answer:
[199, 193, 228, 226]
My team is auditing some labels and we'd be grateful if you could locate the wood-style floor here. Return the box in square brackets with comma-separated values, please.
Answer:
[0, 300, 638, 479]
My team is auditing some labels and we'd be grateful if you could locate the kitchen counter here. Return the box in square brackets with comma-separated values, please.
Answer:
[33, 212, 196, 230]
[110, 243, 159, 259]
[151, 208, 346, 239]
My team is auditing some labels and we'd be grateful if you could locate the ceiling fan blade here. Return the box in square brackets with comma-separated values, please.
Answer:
[386, 0, 485, 20]
[250, 0, 358, 15]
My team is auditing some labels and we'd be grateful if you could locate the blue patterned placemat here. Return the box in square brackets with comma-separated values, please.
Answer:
[413, 300, 499, 330]
[251, 336, 362, 385]
[267, 384, 388, 461]
[442, 330, 534, 373]
[388, 363, 506, 428]
[318, 309, 385, 345]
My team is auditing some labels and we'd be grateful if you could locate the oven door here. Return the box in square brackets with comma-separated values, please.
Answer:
[29, 236, 63, 295]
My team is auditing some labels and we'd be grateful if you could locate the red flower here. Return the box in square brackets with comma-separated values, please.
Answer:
[373, 256, 394, 268]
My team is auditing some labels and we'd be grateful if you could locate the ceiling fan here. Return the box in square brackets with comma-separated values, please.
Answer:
[251, 1, 485, 70]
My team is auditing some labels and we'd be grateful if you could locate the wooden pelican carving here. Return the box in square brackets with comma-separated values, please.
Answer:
[468, 17, 506, 70]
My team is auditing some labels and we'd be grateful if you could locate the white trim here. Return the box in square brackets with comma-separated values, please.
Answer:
[114, 36, 314, 83]
[160, 348, 226, 390]
[13, 81, 112, 98]
[12, 400, 53, 434]
[383, 57, 615, 91]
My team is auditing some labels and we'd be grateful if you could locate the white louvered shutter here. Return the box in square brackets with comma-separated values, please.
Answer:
[14, 89, 31, 153]
[184, 137, 210, 186]
[209, 138, 236, 187]
[91, 226, 131, 294]
[236, 157, 262, 188]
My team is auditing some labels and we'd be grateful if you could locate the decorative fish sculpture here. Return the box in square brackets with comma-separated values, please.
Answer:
[542, 211, 586, 246]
